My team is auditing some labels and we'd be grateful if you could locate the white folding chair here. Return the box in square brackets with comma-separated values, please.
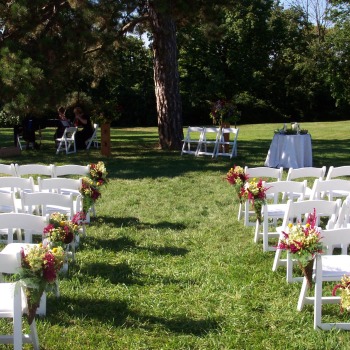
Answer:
[21, 192, 75, 218]
[215, 127, 239, 158]
[0, 253, 40, 349]
[333, 195, 350, 229]
[0, 212, 47, 244]
[86, 124, 100, 149]
[310, 179, 350, 201]
[38, 177, 83, 213]
[15, 163, 54, 178]
[55, 126, 77, 154]
[326, 165, 350, 181]
[52, 164, 90, 178]
[0, 191, 18, 214]
[272, 199, 342, 283]
[285, 166, 326, 200]
[0, 176, 35, 194]
[0, 177, 35, 211]
[15, 163, 54, 192]
[238, 167, 283, 226]
[197, 127, 221, 157]
[181, 126, 204, 156]
[295, 228, 350, 330]
[0, 163, 16, 176]
[254, 180, 307, 252]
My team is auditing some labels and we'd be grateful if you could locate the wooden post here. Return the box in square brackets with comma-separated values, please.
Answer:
[221, 122, 230, 153]
[101, 123, 111, 157]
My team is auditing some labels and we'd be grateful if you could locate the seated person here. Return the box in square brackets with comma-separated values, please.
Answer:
[22, 115, 40, 150]
[73, 107, 94, 149]
[54, 106, 71, 139]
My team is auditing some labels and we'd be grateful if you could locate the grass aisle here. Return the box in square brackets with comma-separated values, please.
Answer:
[1, 122, 350, 349]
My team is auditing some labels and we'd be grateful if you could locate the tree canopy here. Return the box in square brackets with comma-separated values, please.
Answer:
[0, 0, 349, 149]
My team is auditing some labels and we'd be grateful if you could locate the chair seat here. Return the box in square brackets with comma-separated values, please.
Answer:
[1, 243, 38, 255]
[321, 255, 350, 278]
[266, 203, 288, 217]
[0, 205, 15, 213]
[0, 283, 16, 314]
[329, 190, 350, 198]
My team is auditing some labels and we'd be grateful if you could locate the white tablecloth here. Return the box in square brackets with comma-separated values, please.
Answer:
[264, 134, 312, 169]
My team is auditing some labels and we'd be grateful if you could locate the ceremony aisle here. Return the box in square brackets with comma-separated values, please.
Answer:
[0, 123, 350, 349]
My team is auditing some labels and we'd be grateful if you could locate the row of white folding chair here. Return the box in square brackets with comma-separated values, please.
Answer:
[0, 163, 90, 178]
[0, 252, 40, 349]
[181, 126, 239, 158]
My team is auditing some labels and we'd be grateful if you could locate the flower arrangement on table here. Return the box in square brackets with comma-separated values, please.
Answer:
[18, 244, 65, 324]
[226, 165, 249, 202]
[274, 123, 308, 135]
[276, 209, 324, 287]
[240, 178, 268, 223]
[43, 212, 81, 248]
[209, 99, 241, 126]
[332, 275, 350, 312]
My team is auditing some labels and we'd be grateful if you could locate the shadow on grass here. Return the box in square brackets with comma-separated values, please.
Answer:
[85, 235, 190, 257]
[5, 133, 350, 180]
[91, 215, 188, 231]
[73, 261, 143, 285]
[46, 296, 221, 336]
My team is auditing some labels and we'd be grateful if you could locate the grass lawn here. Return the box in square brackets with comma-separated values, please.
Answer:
[0, 121, 350, 349]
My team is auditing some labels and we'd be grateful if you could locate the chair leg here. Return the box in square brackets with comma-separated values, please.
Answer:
[238, 202, 242, 221]
[272, 247, 282, 271]
[297, 277, 309, 311]
[286, 252, 293, 283]
[254, 220, 260, 243]
[30, 319, 40, 350]
[262, 218, 269, 252]
[314, 272, 323, 330]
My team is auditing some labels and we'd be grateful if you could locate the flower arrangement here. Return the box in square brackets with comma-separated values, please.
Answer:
[226, 165, 249, 201]
[332, 275, 350, 312]
[240, 178, 268, 223]
[274, 123, 308, 135]
[209, 99, 240, 126]
[277, 209, 323, 286]
[43, 212, 80, 248]
[89, 161, 108, 186]
[18, 244, 65, 324]
[80, 176, 101, 214]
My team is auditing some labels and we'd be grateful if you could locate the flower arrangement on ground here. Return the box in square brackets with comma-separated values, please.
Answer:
[89, 161, 108, 186]
[43, 212, 80, 248]
[240, 178, 268, 223]
[277, 209, 323, 287]
[18, 244, 65, 324]
[332, 275, 350, 312]
[80, 176, 101, 214]
[226, 165, 249, 201]
[209, 99, 240, 126]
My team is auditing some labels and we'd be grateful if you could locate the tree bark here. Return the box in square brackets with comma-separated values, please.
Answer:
[148, 3, 183, 150]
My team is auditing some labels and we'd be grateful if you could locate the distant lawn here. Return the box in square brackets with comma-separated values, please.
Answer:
[0, 122, 350, 349]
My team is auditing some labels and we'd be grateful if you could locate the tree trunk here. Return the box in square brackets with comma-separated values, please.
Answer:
[148, 3, 183, 150]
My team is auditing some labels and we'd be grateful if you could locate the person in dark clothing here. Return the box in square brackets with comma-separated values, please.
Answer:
[73, 107, 93, 149]
[22, 115, 40, 149]
[54, 106, 70, 139]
